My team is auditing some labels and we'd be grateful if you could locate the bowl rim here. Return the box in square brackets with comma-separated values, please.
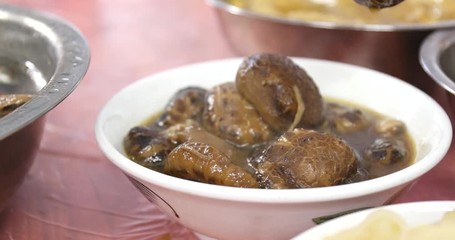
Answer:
[420, 29, 455, 95]
[95, 57, 453, 204]
[206, 0, 455, 32]
[0, 4, 90, 140]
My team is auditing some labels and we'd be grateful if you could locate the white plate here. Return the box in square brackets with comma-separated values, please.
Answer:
[293, 201, 455, 239]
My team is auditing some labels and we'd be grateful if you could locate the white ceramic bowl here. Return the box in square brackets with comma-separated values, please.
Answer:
[294, 201, 455, 239]
[95, 58, 452, 240]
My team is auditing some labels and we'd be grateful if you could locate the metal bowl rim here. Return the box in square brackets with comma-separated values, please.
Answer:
[0, 4, 90, 140]
[420, 29, 455, 95]
[206, 0, 455, 32]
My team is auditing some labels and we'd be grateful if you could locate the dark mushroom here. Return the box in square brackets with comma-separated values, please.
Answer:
[354, 0, 405, 9]
[374, 118, 406, 137]
[235, 53, 325, 132]
[164, 141, 259, 188]
[202, 82, 274, 146]
[163, 120, 252, 167]
[124, 126, 176, 171]
[364, 137, 407, 166]
[156, 87, 207, 128]
[322, 103, 371, 134]
[257, 128, 358, 189]
[135, 119, 256, 172]
[344, 167, 370, 184]
[363, 136, 411, 178]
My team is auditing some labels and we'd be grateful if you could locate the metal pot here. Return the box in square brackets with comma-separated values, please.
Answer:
[206, 0, 455, 91]
[420, 29, 455, 117]
[0, 4, 90, 211]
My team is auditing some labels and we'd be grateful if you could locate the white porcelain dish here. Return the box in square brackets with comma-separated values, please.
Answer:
[293, 201, 455, 239]
[95, 58, 452, 240]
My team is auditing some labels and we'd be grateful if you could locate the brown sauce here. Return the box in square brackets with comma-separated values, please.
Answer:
[320, 99, 415, 180]
[124, 97, 415, 188]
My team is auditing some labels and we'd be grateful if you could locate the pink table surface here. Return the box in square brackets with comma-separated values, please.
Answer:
[0, 1, 454, 239]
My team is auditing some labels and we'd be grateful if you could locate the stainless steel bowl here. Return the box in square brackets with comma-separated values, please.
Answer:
[206, 0, 455, 89]
[420, 29, 455, 116]
[0, 4, 90, 211]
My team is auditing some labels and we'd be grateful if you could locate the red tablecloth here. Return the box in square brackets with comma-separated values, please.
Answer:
[1, 1, 454, 239]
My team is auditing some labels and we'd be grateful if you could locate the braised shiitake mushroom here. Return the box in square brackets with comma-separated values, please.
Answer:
[123, 53, 414, 189]
[364, 136, 409, 178]
[323, 103, 371, 134]
[256, 129, 358, 189]
[235, 53, 325, 131]
[202, 82, 274, 146]
[354, 0, 405, 9]
[125, 119, 255, 172]
[156, 87, 207, 128]
[124, 125, 175, 170]
[164, 141, 259, 188]
[374, 118, 406, 137]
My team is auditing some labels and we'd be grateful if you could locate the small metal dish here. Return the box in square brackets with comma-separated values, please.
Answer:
[0, 4, 90, 211]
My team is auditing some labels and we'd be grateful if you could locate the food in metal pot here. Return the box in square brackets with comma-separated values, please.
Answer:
[227, 0, 455, 24]
[0, 94, 32, 118]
